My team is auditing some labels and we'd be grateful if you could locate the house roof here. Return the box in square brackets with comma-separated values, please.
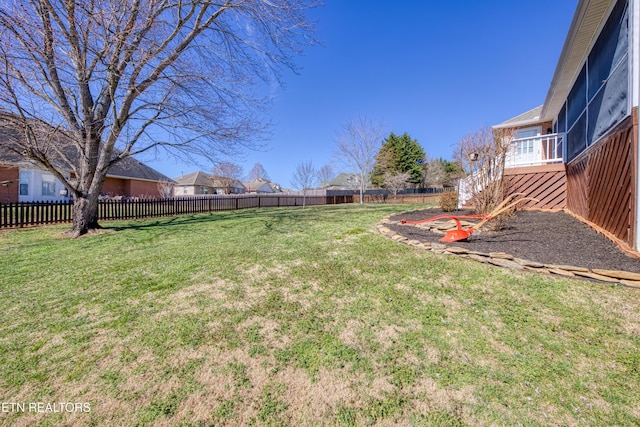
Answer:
[0, 144, 27, 166]
[320, 172, 376, 188]
[212, 177, 245, 189]
[102, 156, 172, 182]
[492, 105, 544, 129]
[173, 171, 212, 187]
[0, 143, 172, 183]
[173, 171, 246, 189]
[243, 179, 279, 192]
[213, 176, 246, 189]
[540, 0, 616, 121]
[320, 173, 358, 188]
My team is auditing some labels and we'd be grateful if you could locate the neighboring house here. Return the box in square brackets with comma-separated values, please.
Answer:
[173, 171, 215, 196]
[0, 145, 173, 203]
[243, 179, 280, 194]
[320, 173, 371, 191]
[493, 0, 639, 250]
[173, 171, 246, 196]
[211, 176, 247, 195]
[100, 157, 174, 200]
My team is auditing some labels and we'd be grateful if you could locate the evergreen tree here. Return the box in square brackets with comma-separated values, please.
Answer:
[371, 132, 425, 186]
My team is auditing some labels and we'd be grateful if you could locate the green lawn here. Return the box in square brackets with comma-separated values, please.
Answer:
[0, 205, 639, 426]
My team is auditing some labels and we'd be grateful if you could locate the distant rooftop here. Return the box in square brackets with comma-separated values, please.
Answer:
[173, 171, 212, 187]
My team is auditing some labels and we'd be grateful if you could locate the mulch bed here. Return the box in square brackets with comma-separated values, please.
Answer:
[387, 208, 640, 274]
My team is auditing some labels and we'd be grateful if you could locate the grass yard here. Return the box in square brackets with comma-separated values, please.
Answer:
[0, 204, 639, 426]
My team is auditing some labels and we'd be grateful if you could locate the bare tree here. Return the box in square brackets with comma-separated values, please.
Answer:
[334, 116, 385, 204]
[317, 164, 335, 186]
[0, 0, 318, 237]
[246, 162, 271, 182]
[290, 160, 318, 208]
[157, 179, 174, 199]
[212, 161, 243, 195]
[455, 127, 514, 228]
[422, 158, 446, 188]
[383, 172, 410, 198]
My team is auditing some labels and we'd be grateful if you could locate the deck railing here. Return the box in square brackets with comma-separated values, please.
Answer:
[504, 133, 564, 168]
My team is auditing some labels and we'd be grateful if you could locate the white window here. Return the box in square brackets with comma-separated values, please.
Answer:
[19, 170, 29, 196]
[183, 186, 188, 194]
[41, 174, 56, 196]
[516, 140, 534, 155]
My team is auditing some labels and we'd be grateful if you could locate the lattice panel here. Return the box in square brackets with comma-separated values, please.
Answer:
[587, 126, 633, 244]
[566, 157, 589, 219]
[566, 114, 636, 247]
[504, 169, 566, 210]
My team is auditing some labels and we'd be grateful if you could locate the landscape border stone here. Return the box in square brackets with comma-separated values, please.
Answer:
[377, 214, 639, 289]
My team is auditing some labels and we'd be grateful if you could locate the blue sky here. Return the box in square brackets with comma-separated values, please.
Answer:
[145, 1, 579, 187]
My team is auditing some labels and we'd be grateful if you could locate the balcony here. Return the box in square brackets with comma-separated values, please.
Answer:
[504, 133, 564, 168]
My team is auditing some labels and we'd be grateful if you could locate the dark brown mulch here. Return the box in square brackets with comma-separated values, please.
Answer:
[387, 208, 640, 274]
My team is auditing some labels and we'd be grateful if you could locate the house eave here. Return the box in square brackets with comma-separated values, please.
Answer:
[540, 0, 616, 121]
[105, 174, 174, 184]
[492, 105, 545, 130]
[492, 118, 545, 130]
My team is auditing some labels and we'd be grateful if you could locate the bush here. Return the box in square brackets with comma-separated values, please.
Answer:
[485, 206, 515, 231]
[439, 191, 458, 212]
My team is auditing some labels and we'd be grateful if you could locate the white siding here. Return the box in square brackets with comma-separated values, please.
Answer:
[18, 167, 71, 202]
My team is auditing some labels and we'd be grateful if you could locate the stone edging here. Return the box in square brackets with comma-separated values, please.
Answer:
[376, 215, 640, 289]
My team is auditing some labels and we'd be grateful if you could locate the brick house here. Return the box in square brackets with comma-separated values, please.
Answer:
[0, 145, 173, 203]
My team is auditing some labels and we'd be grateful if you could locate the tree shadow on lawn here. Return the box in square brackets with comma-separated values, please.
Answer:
[101, 207, 315, 235]
[102, 209, 262, 232]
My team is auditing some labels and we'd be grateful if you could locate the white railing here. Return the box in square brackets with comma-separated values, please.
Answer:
[457, 133, 565, 207]
[504, 133, 564, 168]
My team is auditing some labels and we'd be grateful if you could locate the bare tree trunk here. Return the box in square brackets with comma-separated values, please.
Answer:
[71, 194, 100, 237]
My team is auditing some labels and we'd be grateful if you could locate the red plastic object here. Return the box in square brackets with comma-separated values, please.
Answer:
[400, 214, 487, 243]
[400, 213, 487, 225]
[439, 227, 474, 243]
[399, 195, 538, 243]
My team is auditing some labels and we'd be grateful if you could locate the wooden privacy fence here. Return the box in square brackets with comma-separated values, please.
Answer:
[362, 193, 442, 205]
[0, 194, 354, 229]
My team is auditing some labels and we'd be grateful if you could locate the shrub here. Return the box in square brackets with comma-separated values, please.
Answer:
[439, 191, 458, 212]
[454, 127, 514, 229]
[485, 206, 515, 231]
